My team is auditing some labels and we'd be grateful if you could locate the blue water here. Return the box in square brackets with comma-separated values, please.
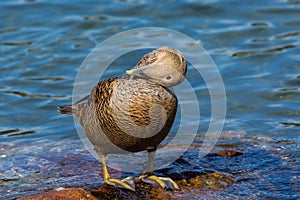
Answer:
[0, 0, 299, 199]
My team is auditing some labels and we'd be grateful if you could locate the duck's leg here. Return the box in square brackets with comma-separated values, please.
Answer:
[140, 149, 179, 190]
[101, 154, 135, 191]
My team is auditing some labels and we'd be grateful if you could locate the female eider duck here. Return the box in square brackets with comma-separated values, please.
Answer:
[58, 46, 187, 190]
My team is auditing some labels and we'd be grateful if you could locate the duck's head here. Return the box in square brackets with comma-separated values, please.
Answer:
[126, 46, 187, 87]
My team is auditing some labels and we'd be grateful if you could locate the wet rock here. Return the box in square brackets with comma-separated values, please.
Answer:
[178, 172, 234, 189]
[17, 188, 97, 200]
[215, 150, 243, 157]
[205, 150, 243, 157]
[18, 172, 235, 200]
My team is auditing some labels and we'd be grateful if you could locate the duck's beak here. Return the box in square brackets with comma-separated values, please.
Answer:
[126, 66, 150, 79]
[126, 69, 137, 75]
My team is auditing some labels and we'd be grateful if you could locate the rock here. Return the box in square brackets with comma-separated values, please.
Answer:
[17, 172, 235, 200]
[215, 150, 243, 157]
[17, 188, 97, 200]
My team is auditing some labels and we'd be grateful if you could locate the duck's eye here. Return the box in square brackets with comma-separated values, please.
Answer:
[165, 75, 172, 80]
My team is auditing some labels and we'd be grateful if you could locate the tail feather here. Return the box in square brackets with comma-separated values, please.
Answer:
[58, 105, 76, 115]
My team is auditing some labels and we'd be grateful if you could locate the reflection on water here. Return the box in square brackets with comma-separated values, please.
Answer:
[0, 0, 299, 199]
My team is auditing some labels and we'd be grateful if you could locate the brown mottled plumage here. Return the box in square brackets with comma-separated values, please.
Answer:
[58, 46, 187, 190]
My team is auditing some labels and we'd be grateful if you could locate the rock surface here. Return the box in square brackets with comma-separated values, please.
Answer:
[17, 172, 235, 200]
[18, 188, 97, 200]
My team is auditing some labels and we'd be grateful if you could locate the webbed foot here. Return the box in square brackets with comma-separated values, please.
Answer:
[105, 176, 135, 191]
[139, 174, 179, 190]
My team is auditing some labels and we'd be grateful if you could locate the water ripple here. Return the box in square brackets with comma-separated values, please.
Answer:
[4, 90, 66, 99]
[232, 44, 299, 57]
